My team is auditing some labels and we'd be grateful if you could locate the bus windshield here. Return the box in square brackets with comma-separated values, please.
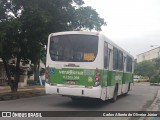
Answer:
[49, 34, 98, 62]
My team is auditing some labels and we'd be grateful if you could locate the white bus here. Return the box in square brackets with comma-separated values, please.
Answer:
[45, 31, 134, 102]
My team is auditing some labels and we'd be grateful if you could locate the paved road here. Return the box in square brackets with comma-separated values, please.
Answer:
[0, 82, 159, 120]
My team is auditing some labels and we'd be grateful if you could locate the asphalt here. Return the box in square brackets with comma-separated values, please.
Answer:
[0, 83, 160, 120]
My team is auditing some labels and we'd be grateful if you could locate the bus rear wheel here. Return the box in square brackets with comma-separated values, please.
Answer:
[71, 97, 82, 101]
[124, 83, 131, 96]
[111, 86, 118, 102]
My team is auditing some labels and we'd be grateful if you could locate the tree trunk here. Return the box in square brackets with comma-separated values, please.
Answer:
[34, 62, 39, 82]
[14, 55, 21, 92]
[2, 57, 15, 92]
[34, 63, 37, 81]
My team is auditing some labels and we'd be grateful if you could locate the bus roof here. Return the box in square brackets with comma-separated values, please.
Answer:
[49, 31, 99, 36]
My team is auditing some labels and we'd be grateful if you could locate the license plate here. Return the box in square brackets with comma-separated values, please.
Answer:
[66, 80, 76, 85]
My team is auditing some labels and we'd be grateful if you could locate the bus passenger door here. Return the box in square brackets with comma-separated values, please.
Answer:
[106, 44, 113, 99]
[108, 48, 113, 71]
[101, 42, 108, 100]
[105, 43, 113, 100]
[103, 42, 108, 85]
[122, 55, 127, 94]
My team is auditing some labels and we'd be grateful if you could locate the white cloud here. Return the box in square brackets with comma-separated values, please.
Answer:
[84, 0, 160, 57]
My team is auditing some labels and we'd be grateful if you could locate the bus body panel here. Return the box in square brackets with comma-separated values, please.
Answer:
[45, 82, 102, 98]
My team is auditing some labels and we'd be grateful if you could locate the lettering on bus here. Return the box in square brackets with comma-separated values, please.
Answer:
[59, 69, 95, 76]
[59, 70, 84, 75]
[62, 76, 80, 80]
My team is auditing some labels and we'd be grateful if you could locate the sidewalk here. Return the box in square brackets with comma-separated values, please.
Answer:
[139, 90, 160, 120]
[0, 85, 45, 101]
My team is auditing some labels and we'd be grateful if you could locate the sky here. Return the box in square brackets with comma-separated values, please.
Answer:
[84, 0, 160, 57]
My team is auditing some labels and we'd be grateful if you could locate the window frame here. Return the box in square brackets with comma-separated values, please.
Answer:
[104, 42, 108, 69]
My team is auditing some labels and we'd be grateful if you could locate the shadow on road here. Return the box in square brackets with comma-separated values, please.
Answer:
[52, 94, 129, 110]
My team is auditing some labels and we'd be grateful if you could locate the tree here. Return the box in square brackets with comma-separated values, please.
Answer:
[0, 18, 22, 92]
[154, 58, 160, 70]
[135, 58, 160, 83]
[150, 58, 160, 83]
[0, 0, 106, 92]
[134, 60, 155, 79]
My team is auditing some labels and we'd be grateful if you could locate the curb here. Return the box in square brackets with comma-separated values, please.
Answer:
[138, 90, 160, 120]
[0, 88, 45, 101]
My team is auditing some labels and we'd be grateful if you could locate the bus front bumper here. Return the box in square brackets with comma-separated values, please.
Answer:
[45, 82, 101, 99]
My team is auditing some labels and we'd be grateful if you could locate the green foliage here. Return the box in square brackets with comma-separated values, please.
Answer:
[0, 0, 106, 90]
[150, 73, 160, 83]
[153, 58, 160, 70]
[135, 60, 155, 78]
[73, 6, 106, 31]
[1, 0, 106, 64]
[135, 58, 160, 83]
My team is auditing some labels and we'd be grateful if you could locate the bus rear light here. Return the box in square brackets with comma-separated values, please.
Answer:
[94, 69, 100, 86]
[96, 71, 100, 76]
[95, 69, 100, 81]
[45, 69, 49, 79]
[95, 77, 99, 81]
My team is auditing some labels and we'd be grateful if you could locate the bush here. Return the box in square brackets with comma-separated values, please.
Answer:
[150, 73, 160, 83]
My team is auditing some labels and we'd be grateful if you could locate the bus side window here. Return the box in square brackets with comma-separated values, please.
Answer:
[113, 47, 118, 70]
[118, 50, 123, 71]
[126, 56, 132, 72]
[108, 48, 112, 70]
[123, 56, 126, 72]
[104, 42, 108, 69]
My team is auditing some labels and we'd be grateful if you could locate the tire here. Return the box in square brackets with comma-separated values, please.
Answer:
[110, 86, 118, 102]
[71, 97, 82, 101]
[124, 83, 130, 96]
[124, 91, 128, 96]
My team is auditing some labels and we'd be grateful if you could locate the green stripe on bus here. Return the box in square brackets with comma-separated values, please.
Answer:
[48, 67, 96, 86]
[48, 67, 133, 87]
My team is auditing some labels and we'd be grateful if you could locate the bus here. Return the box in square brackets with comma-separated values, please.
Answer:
[45, 31, 134, 102]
